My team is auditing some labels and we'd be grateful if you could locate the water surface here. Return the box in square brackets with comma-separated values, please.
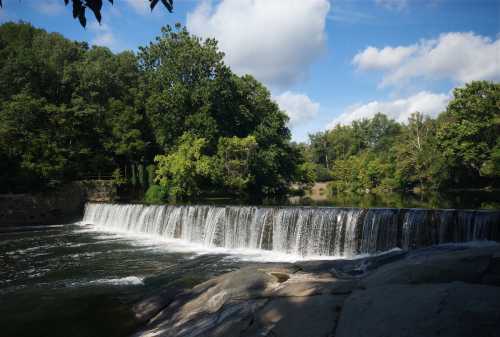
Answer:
[0, 223, 269, 337]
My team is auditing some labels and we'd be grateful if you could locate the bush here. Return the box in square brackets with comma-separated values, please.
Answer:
[314, 165, 333, 182]
[144, 184, 168, 204]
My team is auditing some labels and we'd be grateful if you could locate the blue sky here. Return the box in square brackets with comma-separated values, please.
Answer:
[1, 0, 499, 142]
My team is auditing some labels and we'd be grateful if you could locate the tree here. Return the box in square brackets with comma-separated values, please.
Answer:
[395, 112, 448, 191]
[140, 24, 227, 151]
[214, 136, 257, 194]
[352, 113, 401, 152]
[437, 81, 500, 187]
[154, 133, 212, 200]
[0, 22, 142, 191]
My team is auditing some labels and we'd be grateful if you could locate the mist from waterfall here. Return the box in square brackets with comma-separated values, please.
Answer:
[83, 203, 500, 258]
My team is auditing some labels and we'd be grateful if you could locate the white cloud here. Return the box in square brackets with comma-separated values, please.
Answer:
[124, 0, 150, 16]
[353, 32, 500, 87]
[187, 0, 330, 88]
[353, 45, 417, 70]
[327, 91, 450, 128]
[34, 0, 65, 15]
[89, 22, 118, 50]
[274, 91, 320, 128]
[375, 0, 409, 10]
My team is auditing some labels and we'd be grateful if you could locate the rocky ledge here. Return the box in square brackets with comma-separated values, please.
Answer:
[133, 244, 500, 337]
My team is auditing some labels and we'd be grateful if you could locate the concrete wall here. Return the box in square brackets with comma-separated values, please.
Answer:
[0, 180, 117, 226]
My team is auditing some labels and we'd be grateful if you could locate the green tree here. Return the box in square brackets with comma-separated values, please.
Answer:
[214, 136, 258, 194]
[0, 94, 66, 188]
[395, 112, 448, 191]
[154, 133, 213, 200]
[437, 81, 500, 186]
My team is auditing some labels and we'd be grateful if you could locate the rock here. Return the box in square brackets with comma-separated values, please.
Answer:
[133, 266, 353, 337]
[240, 294, 346, 337]
[132, 245, 500, 337]
[482, 252, 500, 286]
[294, 249, 407, 277]
[335, 282, 500, 337]
[132, 287, 184, 325]
[272, 274, 358, 297]
[362, 245, 500, 288]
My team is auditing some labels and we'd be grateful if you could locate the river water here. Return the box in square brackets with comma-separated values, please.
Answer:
[0, 223, 283, 337]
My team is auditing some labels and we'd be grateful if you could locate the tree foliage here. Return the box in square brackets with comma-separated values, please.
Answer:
[154, 133, 212, 200]
[0, 22, 302, 201]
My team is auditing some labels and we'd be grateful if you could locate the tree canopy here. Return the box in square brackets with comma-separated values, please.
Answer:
[0, 22, 308, 201]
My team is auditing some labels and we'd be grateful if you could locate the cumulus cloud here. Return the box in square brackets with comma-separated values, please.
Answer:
[34, 0, 65, 15]
[124, 0, 150, 15]
[353, 32, 500, 87]
[375, 0, 409, 10]
[327, 91, 450, 128]
[274, 91, 320, 128]
[187, 0, 330, 88]
[89, 22, 118, 50]
[353, 45, 417, 70]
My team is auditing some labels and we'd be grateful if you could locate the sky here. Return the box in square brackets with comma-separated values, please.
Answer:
[1, 0, 499, 142]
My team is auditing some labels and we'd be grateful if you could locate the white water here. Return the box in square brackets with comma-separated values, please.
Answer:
[83, 203, 500, 258]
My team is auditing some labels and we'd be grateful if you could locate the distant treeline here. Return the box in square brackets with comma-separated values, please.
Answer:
[301, 80, 500, 194]
[0, 22, 310, 201]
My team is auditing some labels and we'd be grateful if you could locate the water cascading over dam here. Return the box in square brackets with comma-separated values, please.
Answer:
[83, 203, 500, 257]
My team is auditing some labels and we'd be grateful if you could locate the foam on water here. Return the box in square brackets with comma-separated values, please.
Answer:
[68, 276, 145, 287]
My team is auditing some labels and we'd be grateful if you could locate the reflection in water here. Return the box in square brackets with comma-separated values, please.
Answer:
[291, 190, 500, 210]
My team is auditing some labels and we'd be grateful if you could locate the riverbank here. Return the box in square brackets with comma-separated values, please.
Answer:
[133, 243, 500, 337]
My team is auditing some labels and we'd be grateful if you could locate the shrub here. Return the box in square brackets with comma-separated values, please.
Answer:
[144, 184, 168, 204]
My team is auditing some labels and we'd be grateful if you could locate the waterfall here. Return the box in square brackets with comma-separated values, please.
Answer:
[83, 203, 500, 258]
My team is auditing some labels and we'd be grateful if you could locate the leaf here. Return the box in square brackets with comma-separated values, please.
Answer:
[150, 0, 160, 10]
[161, 0, 174, 12]
[86, 0, 103, 23]
[72, 0, 82, 18]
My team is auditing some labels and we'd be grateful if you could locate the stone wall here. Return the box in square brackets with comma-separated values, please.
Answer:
[0, 180, 117, 226]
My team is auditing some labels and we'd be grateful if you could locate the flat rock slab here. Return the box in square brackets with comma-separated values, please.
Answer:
[240, 294, 346, 337]
[336, 282, 500, 337]
[362, 245, 500, 287]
